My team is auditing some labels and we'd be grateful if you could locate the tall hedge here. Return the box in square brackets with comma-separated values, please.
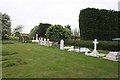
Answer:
[65, 39, 119, 51]
[79, 8, 119, 40]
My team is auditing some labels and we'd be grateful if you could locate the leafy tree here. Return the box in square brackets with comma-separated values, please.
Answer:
[15, 31, 20, 37]
[14, 25, 23, 33]
[36, 23, 52, 37]
[0, 12, 2, 38]
[13, 25, 23, 37]
[29, 23, 51, 38]
[29, 26, 37, 38]
[1, 13, 11, 39]
[45, 25, 72, 41]
[65, 25, 71, 31]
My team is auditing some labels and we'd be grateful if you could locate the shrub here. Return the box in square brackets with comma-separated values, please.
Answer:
[65, 39, 119, 51]
[15, 31, 20, 37]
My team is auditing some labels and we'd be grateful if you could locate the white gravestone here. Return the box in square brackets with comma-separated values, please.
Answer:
[41, 38, 44, 45]
[38, 38, 41, 44]
[104, 52, 120, 61]
[64, 46, 74, 50]
[32, 34, 39, 42]
[79, 47, 90, 53]
[36, 34, 38, 40]
[49, 42, 53, 46]
[43, 38, 46, 46]
[60, 39, 64, 50]
[46, 39, 50, 47]
[89, 39, 99, 57]
[32, 37, 38, 42]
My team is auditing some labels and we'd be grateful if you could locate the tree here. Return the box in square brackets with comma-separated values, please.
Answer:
[0, 12, 2, 38]
[45, 25, 72, 41]
[13, 25, 23, 37]
[15, 31, 20, 37]
[29, 23, 52, 38]
[65, 25, 71, 31]
[1, 13, 11, 39]
[14, 25, 23, 33]
[29, 26, 37, 38]
[37, 23, 52, 37]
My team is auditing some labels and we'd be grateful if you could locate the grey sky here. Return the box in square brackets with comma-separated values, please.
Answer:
[0, 0, 119, 33]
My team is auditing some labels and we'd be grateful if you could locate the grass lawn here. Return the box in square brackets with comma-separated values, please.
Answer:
[1, 40, 119, 78]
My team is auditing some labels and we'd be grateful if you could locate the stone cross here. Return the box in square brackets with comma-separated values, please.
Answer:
[60, 39, 64, 50]
[93, 39, 99, 51]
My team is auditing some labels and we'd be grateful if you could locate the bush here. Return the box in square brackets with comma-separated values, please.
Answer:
[15, 31, 20, 37]
[65, 39, 119, 51]
[46, 25, 72, 41]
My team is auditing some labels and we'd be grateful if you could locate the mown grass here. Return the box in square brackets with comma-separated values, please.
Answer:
[2, 39, 119, 78]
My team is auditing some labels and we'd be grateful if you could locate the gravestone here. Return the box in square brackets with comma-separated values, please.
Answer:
[104, 52, 120, 61]
[32, 34, 39, 42]
[43, 38, 46, 46]
[60, 39, 64, 50]
[40, 37, 43, 45]
[46, 39, 50, 47]
[79, 47, 90, 53]
[49, 42, 53, 46]
[64, 46, 74, 50]
[89, 39, 99, 57]
[38, 38, 41, 44]
[36, 34, 38, 40]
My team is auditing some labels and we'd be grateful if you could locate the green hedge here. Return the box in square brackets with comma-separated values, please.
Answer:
[65, 39, 119, 51]
[79, 8, 119, 40]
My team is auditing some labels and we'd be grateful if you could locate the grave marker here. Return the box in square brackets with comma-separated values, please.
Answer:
[60, 39, 64, 50]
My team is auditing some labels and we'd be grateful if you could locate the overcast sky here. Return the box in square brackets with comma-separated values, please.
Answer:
[0, 0, 119, 33]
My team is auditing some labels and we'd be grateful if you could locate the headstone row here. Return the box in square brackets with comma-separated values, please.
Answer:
[38, 38, 52, 47]
[32, 34, 59, 47]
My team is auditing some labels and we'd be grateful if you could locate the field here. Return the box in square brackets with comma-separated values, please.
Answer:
[1, 39, 119, 78]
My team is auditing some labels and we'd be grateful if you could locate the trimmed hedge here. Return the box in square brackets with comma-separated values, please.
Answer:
[65, 39, 119, 51]
[79, 8, 119, 40]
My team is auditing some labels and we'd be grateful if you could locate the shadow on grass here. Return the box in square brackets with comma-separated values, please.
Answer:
[2, 40, 14, 44]
[2, 50, 27, 67]
[2, 51, 18, 56]
[2, 58, 27, 67]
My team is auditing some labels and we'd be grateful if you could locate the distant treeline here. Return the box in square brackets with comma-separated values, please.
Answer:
[79, 8, 120, 41]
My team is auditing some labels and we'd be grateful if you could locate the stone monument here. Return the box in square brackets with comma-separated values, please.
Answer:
[60, 39, 64, 50]
[89, 39, 99, 57]
[36, 34, 38, 40]
[104, 52, 120, 61]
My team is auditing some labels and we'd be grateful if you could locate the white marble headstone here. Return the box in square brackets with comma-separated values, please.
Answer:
[60, 39, 64, 50]
[43, 38, 46, 46]
[46, 39, 50, 47]
[36, 34, 38, 40]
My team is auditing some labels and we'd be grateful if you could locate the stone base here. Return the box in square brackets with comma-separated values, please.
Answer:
[89, 50, 99, 57]
[32, 40, 39, 42]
